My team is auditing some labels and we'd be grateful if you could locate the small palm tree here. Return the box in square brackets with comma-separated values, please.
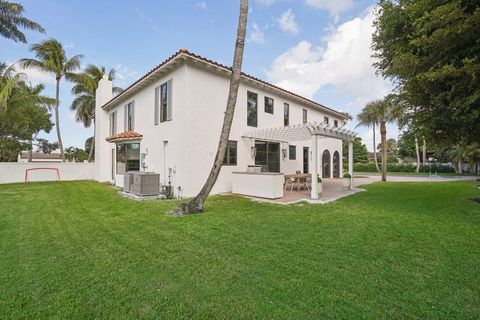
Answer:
[20, 39, 83, 161]
[356, 103, 380, 171]
[0, 0, 45, 43]
[368, 96, 403, 181]
[70, 65, 121, 162]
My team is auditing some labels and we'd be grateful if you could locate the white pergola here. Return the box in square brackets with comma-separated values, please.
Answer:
[243, 122, 356, 199]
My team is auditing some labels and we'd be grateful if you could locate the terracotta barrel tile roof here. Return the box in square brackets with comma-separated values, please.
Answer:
[101, 48, 351, 120]
[105, 130, 143, 142]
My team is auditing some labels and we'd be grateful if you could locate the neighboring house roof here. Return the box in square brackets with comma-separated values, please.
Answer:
[20, 151, 61, 160]
[105, 130, 143, 142]
[101, 49, 351, 120]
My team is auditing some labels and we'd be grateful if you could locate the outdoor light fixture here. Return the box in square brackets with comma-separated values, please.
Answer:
[282, 148, 287, 159]
[251, 146, 257, 158]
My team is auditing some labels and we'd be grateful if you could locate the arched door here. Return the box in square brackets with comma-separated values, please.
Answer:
[322, 150, 331, 178]
[333, 151, 340, 178]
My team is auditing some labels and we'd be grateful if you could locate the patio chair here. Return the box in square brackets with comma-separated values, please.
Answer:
[304, 175, 312, 191]
[284, 176, 296, 191]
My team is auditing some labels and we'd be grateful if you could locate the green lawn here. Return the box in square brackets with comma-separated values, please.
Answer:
[355, 171, 479, 177]
[1, 181, 479, 319]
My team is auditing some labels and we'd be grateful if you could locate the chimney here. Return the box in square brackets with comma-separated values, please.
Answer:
[94, 75, 113, 182]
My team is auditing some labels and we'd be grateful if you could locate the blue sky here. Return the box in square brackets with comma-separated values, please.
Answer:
[2, 0, 396, 151]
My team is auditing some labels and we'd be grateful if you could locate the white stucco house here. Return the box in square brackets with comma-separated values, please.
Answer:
[94, 49, 355, 199]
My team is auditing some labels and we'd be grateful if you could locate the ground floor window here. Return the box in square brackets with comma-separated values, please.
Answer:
[223, 140, 237, 165]
[255, 140, 280, 172]
[116, 143, 140, 174]
[289, 145, 296, 160]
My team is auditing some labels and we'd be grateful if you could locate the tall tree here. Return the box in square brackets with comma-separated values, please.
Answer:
[342, 137, 369, 164]
[368, 96, 403, 181]
[70, 65, 120, 161]
[356, 102, 380, 171]
[0, 64, 54, 161]
[0, 0, 44, 43]
[372, 0, 480, 146]
[20, 39, 83, 161]
[172, 0, 248, 215]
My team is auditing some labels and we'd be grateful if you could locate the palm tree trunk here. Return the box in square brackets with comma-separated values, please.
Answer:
[28, 138, 33, 162]
[422, 138, 426, 165]
[372, 123, 379, 171]
[88, 121, 95, 162]
[380, 121, 387, 181]
[171, 0, 249, 215]
[88, 136, 95, 162]
[54, 78, 65, 161]
[415, 135, 420, 173]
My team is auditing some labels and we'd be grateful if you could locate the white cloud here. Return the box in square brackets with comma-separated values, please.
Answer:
[247, 23, 266, 44]
[305, 0, 354, 16]
[278, 9, 299, 35]
[267, 8, 392, 116]
[197, 1, 207, 9]
[114, 64, 138, 86]
[256, 0, 275, 6]
[11, 62, 56, 86]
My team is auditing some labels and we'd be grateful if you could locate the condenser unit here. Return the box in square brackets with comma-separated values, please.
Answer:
[131, 172, 160, 196]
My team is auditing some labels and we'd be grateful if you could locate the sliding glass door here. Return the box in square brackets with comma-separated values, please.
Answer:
[255, 141, 280, 172]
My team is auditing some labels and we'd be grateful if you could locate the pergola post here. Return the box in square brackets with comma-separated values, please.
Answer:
[310, 134, 318, 199]
[348, 140, 353, 190]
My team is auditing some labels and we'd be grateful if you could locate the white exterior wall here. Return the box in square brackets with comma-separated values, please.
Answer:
[183, 63, 343, 196]
[102, 66, 189, 194]
[96, 61, 346, 198]
[0, 162, 94, 184]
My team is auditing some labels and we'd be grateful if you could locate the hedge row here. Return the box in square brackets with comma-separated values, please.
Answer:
[353, 162, 455, 173]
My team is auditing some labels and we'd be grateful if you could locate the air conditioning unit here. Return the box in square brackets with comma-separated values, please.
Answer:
[132, 172, 160, 196]
[123, 172, 135, 193]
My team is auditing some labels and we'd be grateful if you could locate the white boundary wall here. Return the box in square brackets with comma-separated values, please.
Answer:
[0, 162, 94, 184]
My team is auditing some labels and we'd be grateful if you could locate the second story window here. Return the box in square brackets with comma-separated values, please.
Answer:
[264, 96, 274, 114]
[324, 116, 329, 124]
[334, 120, 339, 127]
[303, 109, 307, 124]
[124, 101, 134, 131]
[160, 81, 172, 122]
[109, 111, 117, 135]
[247, 91, 258, 127]
[284, 103, 289, 126]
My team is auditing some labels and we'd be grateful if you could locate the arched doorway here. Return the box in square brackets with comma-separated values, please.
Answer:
[333, 151, 340, 177]
[322, 150, 331, 178]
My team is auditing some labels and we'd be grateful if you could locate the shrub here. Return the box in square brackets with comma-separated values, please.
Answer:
[353, 162, 455, 173]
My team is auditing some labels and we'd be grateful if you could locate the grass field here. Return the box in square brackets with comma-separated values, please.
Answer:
[1, 180, 479, 319]
[355, 171, 479, 177]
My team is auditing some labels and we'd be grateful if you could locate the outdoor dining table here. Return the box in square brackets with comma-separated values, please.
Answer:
[284, 173, 312, 191]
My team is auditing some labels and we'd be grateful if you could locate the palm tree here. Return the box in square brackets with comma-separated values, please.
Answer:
[70, 65, 121, 162]
[356, 103, 380, 171]
[0, 0, 45, 43]
[368, 96, 403, 181]
[0, 62, 23, 110]
[172, 0, 249, 215]
[20, 39, 83, 161]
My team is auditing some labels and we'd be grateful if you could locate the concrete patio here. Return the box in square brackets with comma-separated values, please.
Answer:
[243, 174, 479, 205]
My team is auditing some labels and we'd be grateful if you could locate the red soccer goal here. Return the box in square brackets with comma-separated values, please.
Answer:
[24, 168, 61, 183]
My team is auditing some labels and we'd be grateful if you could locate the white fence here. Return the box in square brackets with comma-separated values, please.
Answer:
[0, 162, 95, 184]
